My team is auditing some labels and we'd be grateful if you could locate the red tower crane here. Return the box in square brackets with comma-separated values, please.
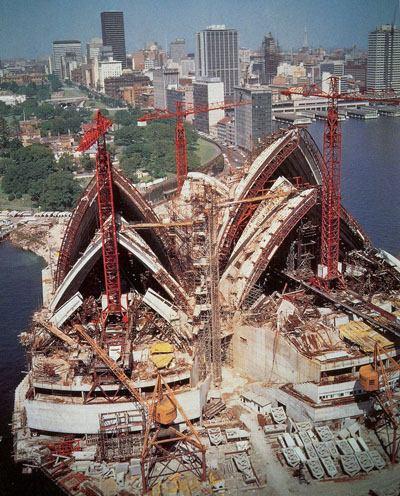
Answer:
[282, 78, 400, 290]
[78, 111, 126, 340]
[138, 99, 251, 194]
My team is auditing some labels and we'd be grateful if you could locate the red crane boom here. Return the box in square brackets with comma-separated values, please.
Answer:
[78, 111, 125, 332]
[138, 99, 251, 193]
[282, 78, 400, 289]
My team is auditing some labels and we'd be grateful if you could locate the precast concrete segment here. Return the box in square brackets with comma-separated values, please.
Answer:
[320, 456, 337, 477]
[307, 457, 324, 479]
[51, 231, 190, 314]
[356, 451, 374, 472]
[56, 168, 177, 288]
[369, 450, 386, 470]
[224, 177, 294, 269]
[182, 172, 229, 199]
[218, 129, 300, 261]
[282, 447, 300, 467]
[220, 188, 317, 307]
[340, 454, 361, 477]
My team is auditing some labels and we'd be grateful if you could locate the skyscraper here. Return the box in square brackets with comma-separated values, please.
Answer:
[234, 86, 272, 151]
[52, 40, 82, 79]
[153, 68, 179, 109]
[101, 11, 127, 68]
[193, 77, 224, 134]
[170, 38, 186, 63]
[367, 24, 400, 91]
[86, 37, 103, 63]
[262, 33, 280, 84]
[195, 25, 239, 97]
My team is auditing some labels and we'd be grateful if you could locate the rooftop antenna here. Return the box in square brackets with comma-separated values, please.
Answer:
[303, 25, 309, 49]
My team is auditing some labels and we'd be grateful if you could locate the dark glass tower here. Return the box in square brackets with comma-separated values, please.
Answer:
[101, 11, 127, 68]
[262, 33, 280, 85]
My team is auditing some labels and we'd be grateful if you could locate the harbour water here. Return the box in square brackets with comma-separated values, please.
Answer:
[0, 242, 61, 495]
[0, 116, 399, 495]
[309, 117, 400, 256]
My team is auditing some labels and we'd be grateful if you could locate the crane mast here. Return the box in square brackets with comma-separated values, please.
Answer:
[175, 101, 188, 193]
[320, 77, 343, 286]
[78, 111, 126, 346]
[138, 99, 251, 194]
[281, 77, 400, 290]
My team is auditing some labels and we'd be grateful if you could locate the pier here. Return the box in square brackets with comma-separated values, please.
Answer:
[347, 108, 379, 120]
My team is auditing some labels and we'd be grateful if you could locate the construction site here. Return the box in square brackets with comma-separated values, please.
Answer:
[12, 80, 400, 496]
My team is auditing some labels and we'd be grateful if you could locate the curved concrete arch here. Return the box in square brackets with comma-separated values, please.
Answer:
[55, 169, 176, 288]
[51, 230, 190, 314]
[220, 188, 317, 307]
[218, 129, 300, 261]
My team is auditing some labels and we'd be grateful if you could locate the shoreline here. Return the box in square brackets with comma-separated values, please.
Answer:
[8, 221, 66, 268]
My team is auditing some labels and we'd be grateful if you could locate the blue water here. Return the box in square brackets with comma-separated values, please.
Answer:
[0, 117, 399, 494]
[308, 117, 400, 256]
[0, 242, 61, 495]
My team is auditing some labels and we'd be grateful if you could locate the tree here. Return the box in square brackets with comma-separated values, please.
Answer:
[0, 117, 10, 150]
[47, 75, 62, 92]
[2, 144, 55, 197]
[114, 119, 201, 180]
[57, 153, 75, 172]
[0, 157, 15, 174]
[114, 109, 141, 127]
[80, 154, 95, 172]
[39, 171, 81, 210]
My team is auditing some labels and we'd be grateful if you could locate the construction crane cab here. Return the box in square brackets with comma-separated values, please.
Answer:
[359, 364, 380, 392]
[359, 343, 400, 393]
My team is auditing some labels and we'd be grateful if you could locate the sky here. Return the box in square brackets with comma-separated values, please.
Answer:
[0, 0, 398, 59]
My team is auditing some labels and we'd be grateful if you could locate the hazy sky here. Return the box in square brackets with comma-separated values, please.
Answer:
[0, 0, 398, 59]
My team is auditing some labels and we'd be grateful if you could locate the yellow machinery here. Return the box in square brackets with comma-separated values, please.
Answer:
[359, 364, 380, 392]
[70, 325, 206, 493]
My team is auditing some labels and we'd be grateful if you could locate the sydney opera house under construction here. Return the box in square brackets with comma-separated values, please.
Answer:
[12, 122, 400, 495]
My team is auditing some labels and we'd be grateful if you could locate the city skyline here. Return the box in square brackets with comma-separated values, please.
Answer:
[0, 0, 398, 59]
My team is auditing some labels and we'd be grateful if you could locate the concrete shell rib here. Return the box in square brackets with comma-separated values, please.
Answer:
[50, 229, 189, 314]
[55, 168, 176, 288]
[220, 188, 317, 307]
[218, 129, 301, 251]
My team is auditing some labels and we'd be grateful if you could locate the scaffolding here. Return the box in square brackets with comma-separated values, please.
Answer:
[208, 189, 222, 386]
[99, 410, 143, 462]
[190, 183, 223, 385]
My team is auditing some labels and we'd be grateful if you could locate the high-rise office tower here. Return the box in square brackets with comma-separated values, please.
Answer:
[52, 40, 82, 79]
[170, 38, 186, 63]
[101, 11, 127, 68]
[367, 24, 400, 91]
[262, 33, 280, 84]
[320, 60, 345, 78]
[86, 37, 103, 62]
[234, 86, 272, 151]
[193, 77, 225, 134]
[153, 68, 179, 109]
[195, 25, 239, 97]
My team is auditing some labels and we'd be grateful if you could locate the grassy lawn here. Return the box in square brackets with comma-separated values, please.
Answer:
[0, 177, 33, 210]
[62, 86, 87, 98]
[194, 138, 221, 165]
